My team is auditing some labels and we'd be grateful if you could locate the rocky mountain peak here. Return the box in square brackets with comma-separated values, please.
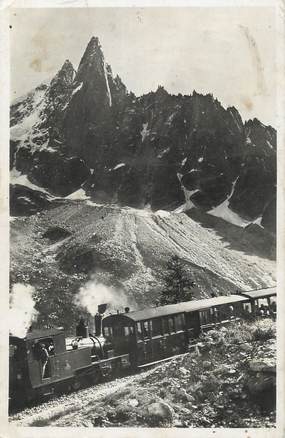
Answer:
[155, 85, 169, 98]
[75, 36, 107, 84]
[49, 59, 75, 93]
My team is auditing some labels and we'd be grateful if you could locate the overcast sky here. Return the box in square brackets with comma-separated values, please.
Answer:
[10, 7, 276, 126]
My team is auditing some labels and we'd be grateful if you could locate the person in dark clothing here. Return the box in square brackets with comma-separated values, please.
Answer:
[76, 317, 87, 337]
[39, 343, 49, 378]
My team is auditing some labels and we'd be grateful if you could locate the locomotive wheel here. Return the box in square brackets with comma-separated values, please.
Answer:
[72, 379, 82, 391]
[89, 369, 102, 385]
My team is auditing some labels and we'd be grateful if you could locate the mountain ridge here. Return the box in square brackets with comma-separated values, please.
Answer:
[9, 37, 276, 327]
[10, 36, 276, 233]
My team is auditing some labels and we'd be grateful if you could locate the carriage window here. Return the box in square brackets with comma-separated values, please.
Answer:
[174, 314, 184, 331]
[212, 307, 219, 320]
[136, 322, 143, 340]
[243, 303, 252, 313]
[103, 327, 113, 337]
[152, 318, 162, 337]
[228, 305, 235, 318]
[142, 321, 150, 339]
[162, 318, 169, 334]
[124, 327, 130, 336]
[215, 306, 225, 321]
[200, 310, 211, 325]
[113, 326, 124, 337]
[186, 312, 199, 329]
[168, 317, 175, 333]
[124, 326, 134, 336]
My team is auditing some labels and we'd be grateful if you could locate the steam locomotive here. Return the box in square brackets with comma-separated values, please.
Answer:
[9, 287, 276, 408]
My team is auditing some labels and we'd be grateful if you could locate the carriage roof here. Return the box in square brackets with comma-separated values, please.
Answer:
[106, 294, 248, 323]
[240, 287, 276, 300]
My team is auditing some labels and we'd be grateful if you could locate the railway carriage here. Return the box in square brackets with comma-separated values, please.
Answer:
[102, 294, 251, 367]
[240, 287, 276, 317]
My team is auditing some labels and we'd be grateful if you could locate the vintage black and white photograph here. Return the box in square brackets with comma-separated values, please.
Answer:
[5, 3, 280, 431]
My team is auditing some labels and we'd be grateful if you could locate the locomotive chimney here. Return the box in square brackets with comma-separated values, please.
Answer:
[94, 304, 106, 337]
[98, 303, 107, 314]
[94, 313, 102, 337]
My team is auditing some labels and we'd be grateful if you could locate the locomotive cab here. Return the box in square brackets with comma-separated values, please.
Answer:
[9, 328, 93, 407]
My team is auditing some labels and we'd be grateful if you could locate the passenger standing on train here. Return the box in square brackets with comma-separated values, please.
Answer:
[48, 341, 55, 355]
[259, 304, 265, 317]
[39, 343, 49, 378]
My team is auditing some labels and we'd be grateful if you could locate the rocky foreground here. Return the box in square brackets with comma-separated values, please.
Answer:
[10, 319, 276, 428]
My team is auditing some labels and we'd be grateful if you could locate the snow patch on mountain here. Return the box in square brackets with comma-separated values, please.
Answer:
[65, 188, 90, 200]
[71, 82, 83, 96]
[158, 147, 170, 158]
[208, 178, 250, 227]
[140, 123, 150, 142]
[112, 163, 126, 170]
[166, 113, 176, 126]
[103, 61, 112, 106]
[252, 216, 263, 227]
[10, 88, 46, 142]
[155, 210, 171, 218]
[10, 168, 51, 195]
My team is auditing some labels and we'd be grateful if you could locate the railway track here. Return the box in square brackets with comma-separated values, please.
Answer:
[9, 350, 191, 416]
[9, 362, 167, 426]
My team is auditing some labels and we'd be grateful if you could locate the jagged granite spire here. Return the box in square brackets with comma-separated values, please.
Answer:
[76, 37, 102, 77]
[50, 59, 76, 89]
[74, 36, 112, 106]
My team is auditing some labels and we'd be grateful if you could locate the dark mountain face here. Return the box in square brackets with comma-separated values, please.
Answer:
[10, 37, 276, 232]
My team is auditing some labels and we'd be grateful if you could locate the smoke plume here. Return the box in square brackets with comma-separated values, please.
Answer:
[74, 279, 132, 316]
[9, 283, 38, 337]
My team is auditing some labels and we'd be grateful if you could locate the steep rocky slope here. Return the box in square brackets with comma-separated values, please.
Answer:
[10, 36, 276, 232]
[10, 199, 275, 330]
